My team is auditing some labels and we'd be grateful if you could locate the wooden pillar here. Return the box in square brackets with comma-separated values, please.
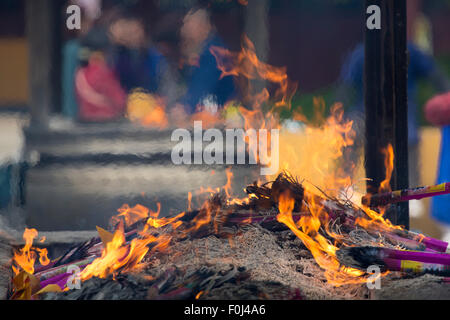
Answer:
[26, 0, 57, 129]
[364, 0, 409, 228]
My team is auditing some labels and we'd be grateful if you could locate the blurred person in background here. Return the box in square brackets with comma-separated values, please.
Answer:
[171, 6, 236, 123]
[151, 12, 185, 108]
[108, 11, 169, 94]
[425, 92, 450, 242]
[62, 0, 102, 120]
[337, 0, 450, 217]
[75, 27, 127, 122]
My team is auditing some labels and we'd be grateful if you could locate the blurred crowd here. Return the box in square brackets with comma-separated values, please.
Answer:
[59, 0, 450, 239]
[62, 1, 236, 124]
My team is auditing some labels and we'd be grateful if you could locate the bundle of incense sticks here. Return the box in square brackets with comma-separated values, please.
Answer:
[31, 229, 139, 290]
[392, 229, 450, 254]
[362, 182, 450, 207]
[229, 194, 449, 254]
[382, 233, 428, 252]
[35, 256, 97, 281]
[317, 194, 450, 254]
[304, 195, 449, 254]
[227, 211, 310, 224]
[337, 246, 450, 277]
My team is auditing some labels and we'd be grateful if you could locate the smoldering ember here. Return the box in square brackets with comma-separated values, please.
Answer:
[1, 0, 450, 303]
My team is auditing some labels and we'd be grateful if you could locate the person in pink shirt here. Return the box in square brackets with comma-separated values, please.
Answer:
[75, 28, 127, 122]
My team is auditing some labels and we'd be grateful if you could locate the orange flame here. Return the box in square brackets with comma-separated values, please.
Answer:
[81, 223, 160, 280]
[114, 204, 151, 228]
[210, 35, 297, 112]
[358, 144, 403, 231]
[380, 144, 394, 193]
[277, 191, 369, 286]
[12, 228, 39, 275]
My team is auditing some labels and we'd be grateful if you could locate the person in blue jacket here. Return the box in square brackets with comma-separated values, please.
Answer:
[337, 41, 450, 190]
[108, 12, 169, 94]
[425, 92, 450, 242]
[177, 7, 236, 115]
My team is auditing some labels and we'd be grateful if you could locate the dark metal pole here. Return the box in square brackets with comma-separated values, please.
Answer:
[26, 0, 56, 129]
[364, 0, 409, 228]
[392, 0, 410, 229]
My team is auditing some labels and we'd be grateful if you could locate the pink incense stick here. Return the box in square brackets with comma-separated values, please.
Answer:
[35, 256, 96, 281]
[39, 272, 71, 289]
[393, 230, 450, 254]
[377, 247, 450, 265]
[383, 258, 450, 276]
[362, 182, 450, 207]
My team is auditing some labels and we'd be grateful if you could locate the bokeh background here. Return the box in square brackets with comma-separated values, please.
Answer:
[0, 0, 449, 236]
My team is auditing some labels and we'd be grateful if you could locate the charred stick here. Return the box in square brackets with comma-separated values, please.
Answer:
[155, 287, 193, 300]
[227, 211, 309, 224]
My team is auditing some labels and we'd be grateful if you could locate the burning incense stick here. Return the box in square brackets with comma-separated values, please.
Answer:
[36, 256, 97, 281]
[392, 229, 450, 254]
[382, 233, 429, 252]
[382, 258, 450, 276]
[362, 182, 450, 207]
[375, 247, 450, 264]
[340, 246, 450, 265]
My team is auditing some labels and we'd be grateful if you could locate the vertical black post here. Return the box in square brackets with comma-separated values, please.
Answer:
[364, 0, 409, 228]
[51, 1, 64, 114]
[26, 0, 57, 128]
[392, 0, 409, 229]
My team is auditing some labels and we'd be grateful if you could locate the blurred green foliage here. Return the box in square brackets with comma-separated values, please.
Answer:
[282, 54, 450, 126]
[279, 86, 337, 122]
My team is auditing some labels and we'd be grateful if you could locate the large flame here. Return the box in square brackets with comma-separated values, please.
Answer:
[277, 191, 369, 286]
[357, 144, 404, 231]
[209, 34, 400, 287]
[12, 35, 406, 292]
[79, 221, 171, 281]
